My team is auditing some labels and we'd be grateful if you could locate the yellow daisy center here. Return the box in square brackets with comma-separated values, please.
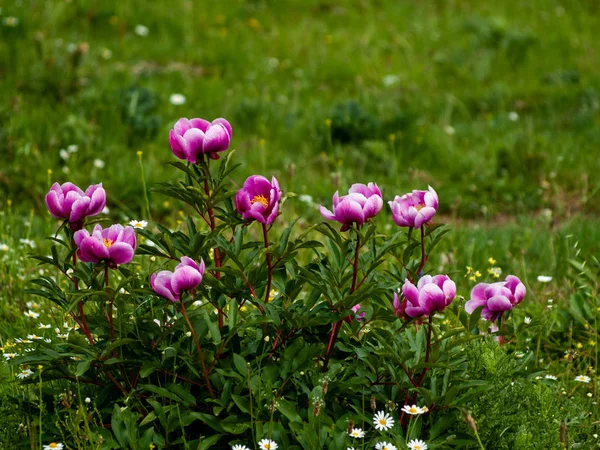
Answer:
[379, 418, 386, 425]
[409, 406, 418, 413]
[251, 194, 269, 208]
[414, 446, 421, 450]
[49, 444, 59, 449]
[265, 445, 271, 449]
[103, 238, 114, 248]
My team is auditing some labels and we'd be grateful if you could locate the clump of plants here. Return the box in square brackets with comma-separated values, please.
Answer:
[4, 114, 590, 450]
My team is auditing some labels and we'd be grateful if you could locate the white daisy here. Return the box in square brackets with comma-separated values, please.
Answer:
[373, 411, 395, 431]
[348, 428, 365, 438]
[524, 317, 531, 324]
[401, 404, 424, 415]
[537, 275, 552, 283]
[26, 334, 42, 340]
[135, 24, 149, 37]
[16, 369, 34, 379]
[15, 338, 32, 344]
[0, 244, 8, 251]
[545, 375, 557, 380]
[508, 111, 519, 122]
[231, 445, 250, 450]
[169, 93, 186, 105]
[24, 310, 40, 319]
[258, 439, 278, 450]
[93, 159, 105, 169]
[3, 353, 18, 360]
[575, 375, 591, 383]
[128, 220, 148, 229]
[375, 443, 397, 450]
[38, 323, 51, 329]
[43, 444, 64, 450]
[407, 439, 428, 450]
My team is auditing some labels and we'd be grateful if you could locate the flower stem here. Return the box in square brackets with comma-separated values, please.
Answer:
[104, 265, 116, 347]
[71, 239, 94, 345]
[415, 225, 427, 279]
[137, 151, 152, 223]
[201, 157, 223, 329]
[179, 299, 215, 398]
[263, 223, 273, 304]
[323, 232, 361, 371]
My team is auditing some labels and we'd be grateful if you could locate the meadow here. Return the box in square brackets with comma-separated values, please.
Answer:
[1, 0, 600, 448]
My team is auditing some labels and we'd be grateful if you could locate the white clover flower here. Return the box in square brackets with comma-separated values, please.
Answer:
[169, 93, 186, 105]
[16, 369, 34, 379]
[135, 24, 149, 36]
[231, 445, 250, 450]
[575, 375, 591, 383]
[258, 439, 278, 450]
[401, 404, 424, 415]
[375, 443, 397, 450]
[128, 220, 148, 229]
[43, 444, 64, 450]
[373, 411, 394, 431]
[407, 439, 428, 450]
[348, 428, 365, 438]
[537, 275, 552, 283]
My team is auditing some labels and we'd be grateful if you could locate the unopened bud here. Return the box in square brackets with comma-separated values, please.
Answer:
[313, 400, 321, 417]
[322, 380, 328, 395]
[347, 420, 355, 434]
[461, 409, 477, 434]
[370, 395, 376, 411]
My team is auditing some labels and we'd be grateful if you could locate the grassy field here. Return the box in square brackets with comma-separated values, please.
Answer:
[1, 0, 600, 448]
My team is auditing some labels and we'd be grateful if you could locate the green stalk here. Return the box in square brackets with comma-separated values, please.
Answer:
[137, 151, 152, 223]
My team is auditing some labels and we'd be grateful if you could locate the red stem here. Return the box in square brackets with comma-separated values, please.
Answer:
[71, 240, 94, 345]
[202, 159, 223, 329]
[263, 223, 273, 304]
[323, 232, 361, 371]
[415, 226, 427, 279]
[180, 299, 215, 398]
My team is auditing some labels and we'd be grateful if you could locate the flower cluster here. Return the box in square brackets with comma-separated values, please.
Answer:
[45, 182, 106, 229]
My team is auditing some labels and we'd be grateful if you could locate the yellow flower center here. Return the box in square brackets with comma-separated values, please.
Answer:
[414, 446, 421, 450]
[415, 203, 426, 211]
[409, 406, 418, 413]
[49, 444, 59, 449]
[251, 194, 269, 208]
[379, 419, 386, 425]
[103, 238, 114, 248]
[265, 445, 271, 449]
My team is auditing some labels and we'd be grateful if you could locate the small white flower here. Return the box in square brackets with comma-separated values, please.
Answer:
[0, 244, 8, 251]
[298, 194, 313, 205]
[547, 299, 553, 304]
[401, 404, 424, 415]
[3, 16, 19, 27]
[514, 351, 525, 358]
[19, 239, 35, 248]
[16, 369, 34, 379]
[67, 144, 78, 153]
[128, 220, 148, 229]
[375, 443, 397, 450]
[264, 336, 270, 342]
[373, 410, 394, 431]
[382, 74, 400, 87]
[444, 125, 455, 136]
[537, 275, 552, 283]
[66, 268, 74, 275]
[43, 444, 64, 450]
[258, 439, 278, 450]
[93, 159, 105, 169]
[135, 24, 149, 37]
[407, 439, 428, 450]
[348, 428, 365, 438]
[59, 149, 70, 160]
[193, 300, 203, 307]
[545, 375, 557, 380]
[101, 206, 110, 214]
[185, 331, 192, 337]
[27, 334, 43, 340]
[524, 317, 531, 324]
[231, 445, 250, 450]
[57, 333, 69, 339]
[3, 353, 18, 360]
[24, 310, 40, 319]
[575, 375, 591, 383]
[85, 397, 91, 404]
[66, 42, 78, 53]
[587, 392, 593, 398]
[169, 93, 186, 105]
[38, 324, 51, 329]
[44, 338, 51, 343]
[508, 111, 519, 121]
[15, 338, 32, 344]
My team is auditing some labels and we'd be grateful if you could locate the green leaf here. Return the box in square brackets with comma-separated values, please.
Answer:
[232, 353, 248, 377]
[276, 398, 302, 423]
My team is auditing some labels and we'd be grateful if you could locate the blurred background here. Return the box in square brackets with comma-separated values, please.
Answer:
[1, 0, 599, 277]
